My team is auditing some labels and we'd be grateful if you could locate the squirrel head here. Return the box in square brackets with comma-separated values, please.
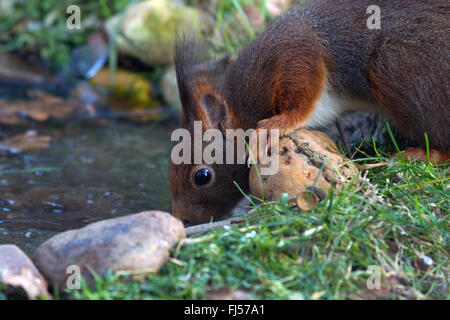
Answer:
[169, 36, 249, 225]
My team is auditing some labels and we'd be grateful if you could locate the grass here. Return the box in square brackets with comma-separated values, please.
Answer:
[0, 0, 263, 70]
[0, 284, 6, 300]
[0, 0, 131, 70]
[0, 0, 448, 300]
[66, 149, 448, 300]
[208, 0, 270, 55]
[0, 167, 59, 175]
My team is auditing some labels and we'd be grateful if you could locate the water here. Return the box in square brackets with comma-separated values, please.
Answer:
[0, 119, 176, 254]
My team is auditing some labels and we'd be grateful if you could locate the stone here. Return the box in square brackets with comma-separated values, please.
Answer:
[161, 67, 181, 109]
[105, 0, 213, 66]
[90, 67, 162, 121]
[0, 244, 51, 299]
[249, 129, 359, 209]
[62, 32, 108, 79]
[33, 211, 185, 289]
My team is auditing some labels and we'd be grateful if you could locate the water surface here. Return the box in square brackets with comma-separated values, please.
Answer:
[0, 118, 175, 254]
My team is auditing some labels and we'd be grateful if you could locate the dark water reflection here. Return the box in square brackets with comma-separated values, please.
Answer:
[0, 119, 175, 254]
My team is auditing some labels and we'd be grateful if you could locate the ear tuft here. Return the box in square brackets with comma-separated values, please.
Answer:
[199, 94, 228, 128]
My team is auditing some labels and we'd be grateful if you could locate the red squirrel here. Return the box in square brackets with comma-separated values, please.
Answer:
[170, 0, 450, 225]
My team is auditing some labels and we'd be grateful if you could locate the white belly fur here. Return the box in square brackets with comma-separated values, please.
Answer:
[306, 82, 382, 128]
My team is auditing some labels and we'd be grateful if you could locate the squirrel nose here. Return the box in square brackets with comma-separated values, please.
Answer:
[172, 199, 191, 225]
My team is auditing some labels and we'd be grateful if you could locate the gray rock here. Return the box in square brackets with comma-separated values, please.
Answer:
[62, 32, 108, 79]
[33, 211, 185, 289]
[0, 244, 51, 299]
[249, 129, 360, 206]
[161, 67, 181, 109]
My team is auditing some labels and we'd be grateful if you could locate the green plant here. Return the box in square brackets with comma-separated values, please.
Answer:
[208, 0, 272, 55]
[0, 0, 131, 70]
[68, 148, 449, 299]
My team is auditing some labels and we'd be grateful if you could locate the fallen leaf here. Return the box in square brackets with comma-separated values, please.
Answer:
[0, 130, 51, 153]
[0, 90, 95, 125]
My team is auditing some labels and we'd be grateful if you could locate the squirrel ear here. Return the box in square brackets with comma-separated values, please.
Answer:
[198, 93, 230, 129]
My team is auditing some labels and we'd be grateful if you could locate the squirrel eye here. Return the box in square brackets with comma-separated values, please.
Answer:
[194, 168, 213, 186]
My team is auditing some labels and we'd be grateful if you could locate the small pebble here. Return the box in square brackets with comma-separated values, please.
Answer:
[414, 255, 434, 272]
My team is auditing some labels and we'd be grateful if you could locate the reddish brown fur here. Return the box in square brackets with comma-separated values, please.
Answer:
[263, 58, 328, 133]
[170, 0, 449, 225]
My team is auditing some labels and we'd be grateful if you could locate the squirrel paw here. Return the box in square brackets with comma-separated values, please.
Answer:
[395, 147, 449, 164]
[247, 118, 286, 167]
[247, 128, 272, 167]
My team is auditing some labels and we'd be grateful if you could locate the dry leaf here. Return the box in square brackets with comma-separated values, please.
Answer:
[0, 90, 94, 125]
[0, 130, 51, 153]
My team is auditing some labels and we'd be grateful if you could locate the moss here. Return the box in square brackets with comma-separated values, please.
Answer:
[112, 0, 211, 65]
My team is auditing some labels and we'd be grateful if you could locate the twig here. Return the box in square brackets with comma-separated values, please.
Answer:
[184, 206, 262, 237]
[185, 216, 248, 237]
[335, 120, 352, 157]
